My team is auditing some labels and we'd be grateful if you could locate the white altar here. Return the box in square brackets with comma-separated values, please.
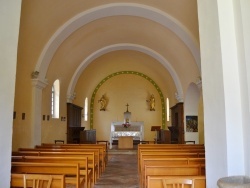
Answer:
[110, 121, 144, 149]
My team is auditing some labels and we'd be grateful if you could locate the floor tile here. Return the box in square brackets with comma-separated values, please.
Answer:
[94, 153, 139, 188]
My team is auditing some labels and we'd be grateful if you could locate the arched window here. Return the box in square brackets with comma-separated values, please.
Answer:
[84, 97, 88, 121]
[166, 98, 170, 122]
[51, 79, 60, 118]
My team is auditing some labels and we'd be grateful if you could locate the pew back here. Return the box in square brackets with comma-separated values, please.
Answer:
[13, 151, 98, 184]
[144, 164, 205, 188]
[147, 176, 206, 188]
[11, 173, 65, 188]
[11, 162, 81, 188]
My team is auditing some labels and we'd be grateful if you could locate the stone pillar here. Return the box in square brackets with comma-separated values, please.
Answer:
[0, 1, 22, 187]
[198, 0, 248, 187]
[31, 79, 48, 147]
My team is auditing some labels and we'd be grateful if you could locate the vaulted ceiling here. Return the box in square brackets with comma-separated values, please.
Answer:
[18, 0, 200, 101]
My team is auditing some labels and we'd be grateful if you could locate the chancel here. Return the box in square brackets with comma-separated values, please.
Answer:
[110, 103, 144, 149]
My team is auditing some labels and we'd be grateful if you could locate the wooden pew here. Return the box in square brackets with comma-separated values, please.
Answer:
[140, 158, 205, 187]
[36, 143, 107, 171]
[13, 151, 98, 184]
[17, 149, 101, 175]
[138, 151, 205, 176]
[137, 146, 205, 172]
[19, 147, 105, 174]
[11, 173, 65, 188]
[11, 162, 82, 188]
[138, 149, 205, 169]
[137, 144, 206, 187]
[147, 175, 206, 188]
[39, 143, 107, 161]
[12, 156, 92, 188]
[144, 164, 205, 188]
[138, 144, 205, 149]
[137, 144, 205, 160]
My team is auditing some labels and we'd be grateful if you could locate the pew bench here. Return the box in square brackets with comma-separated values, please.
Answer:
[139, 158, 205, 187]
[137, 147, 205, 171]
[138, 151, 205, 175]
[147, 175, 206, 188]
[138, 144, 205, 149]
[13, 151, 98, 184]
[144, 164, 205, 188]
[36, 143, 107, 171]
[12, 156, 92, 188]
[11, 173, 65, 188]
[20, 147, 105, 174]
[11, 162, 83, 188]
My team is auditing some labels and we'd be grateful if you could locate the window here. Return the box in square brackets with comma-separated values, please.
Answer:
[166, 98, 170, 121]
[84, 97, 88, 121]
[51, 79, 60, 118]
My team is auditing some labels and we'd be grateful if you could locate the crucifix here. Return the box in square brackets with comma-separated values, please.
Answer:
[126, 103, 129, 112]
[124, 103, 131, 125]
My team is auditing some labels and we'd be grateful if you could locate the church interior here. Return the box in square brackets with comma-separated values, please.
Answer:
[1, 1, 250, 188]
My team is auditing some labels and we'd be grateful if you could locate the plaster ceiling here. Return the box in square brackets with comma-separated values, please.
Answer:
[20, 1, 201, 100]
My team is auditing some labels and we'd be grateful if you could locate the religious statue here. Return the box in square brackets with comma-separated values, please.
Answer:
[146, 94, 155, 111]
[98, 95, 107, 111]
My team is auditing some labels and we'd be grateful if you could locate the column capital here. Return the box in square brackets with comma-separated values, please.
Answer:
[67, 92, 76, 103]
[31, 78, 48, 89]
[196, 76, 202, 89]
[175, 92, 183, 102]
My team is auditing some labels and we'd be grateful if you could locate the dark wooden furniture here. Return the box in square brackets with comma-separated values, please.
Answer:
[67, 103, 82, 127]
[66, 103, 84, 143]
[169, 102, 184, 144]
[67, 127, 85, 143]
[159, 129, 171, 144]
[155, 129, 171, 144]
[80, 129, 96, 144]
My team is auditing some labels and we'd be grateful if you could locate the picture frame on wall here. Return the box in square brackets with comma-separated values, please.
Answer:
[186, 116, 198, 132]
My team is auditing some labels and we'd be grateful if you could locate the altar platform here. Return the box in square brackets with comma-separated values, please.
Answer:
[110, 121, 144, 149]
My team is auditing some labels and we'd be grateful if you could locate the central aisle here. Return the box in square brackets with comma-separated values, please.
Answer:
[94, 153, 139, 188]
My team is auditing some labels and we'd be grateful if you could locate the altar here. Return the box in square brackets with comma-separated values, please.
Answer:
[118, 136, 133, 149]
[110, 121, 144, 149]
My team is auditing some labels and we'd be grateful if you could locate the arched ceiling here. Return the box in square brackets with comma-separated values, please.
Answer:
[20, 1, 200, 101]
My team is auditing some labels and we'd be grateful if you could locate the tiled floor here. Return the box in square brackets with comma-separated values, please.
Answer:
[94, 147, 139, 188]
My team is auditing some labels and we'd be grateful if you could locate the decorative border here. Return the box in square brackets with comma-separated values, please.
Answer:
[90, 71, 165, 129]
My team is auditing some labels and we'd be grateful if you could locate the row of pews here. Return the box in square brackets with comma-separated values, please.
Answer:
[137, 144, 206, 188]
[11, 142, 108, 188]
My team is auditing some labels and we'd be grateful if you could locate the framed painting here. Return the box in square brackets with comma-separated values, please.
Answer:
[186, 116, 198, 132]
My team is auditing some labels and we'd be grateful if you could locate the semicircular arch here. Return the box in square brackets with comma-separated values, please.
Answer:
[90, 71, 166, 129]
[35, 3, 200, 80]
[67, 43, 183, 103]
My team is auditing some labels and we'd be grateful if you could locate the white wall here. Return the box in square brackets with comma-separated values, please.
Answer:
[184, 83, 200, 144]
[0, 0, 21, 187]
[235, 0, 250, 175]
[198, 0, 249, 187]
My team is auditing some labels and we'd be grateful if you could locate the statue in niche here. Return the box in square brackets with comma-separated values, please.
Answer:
[146, 94, 155, 111]
[98, 95, 107, 111]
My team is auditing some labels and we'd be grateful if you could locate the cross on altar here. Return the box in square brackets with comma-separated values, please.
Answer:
[126, 103, 129, 112]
